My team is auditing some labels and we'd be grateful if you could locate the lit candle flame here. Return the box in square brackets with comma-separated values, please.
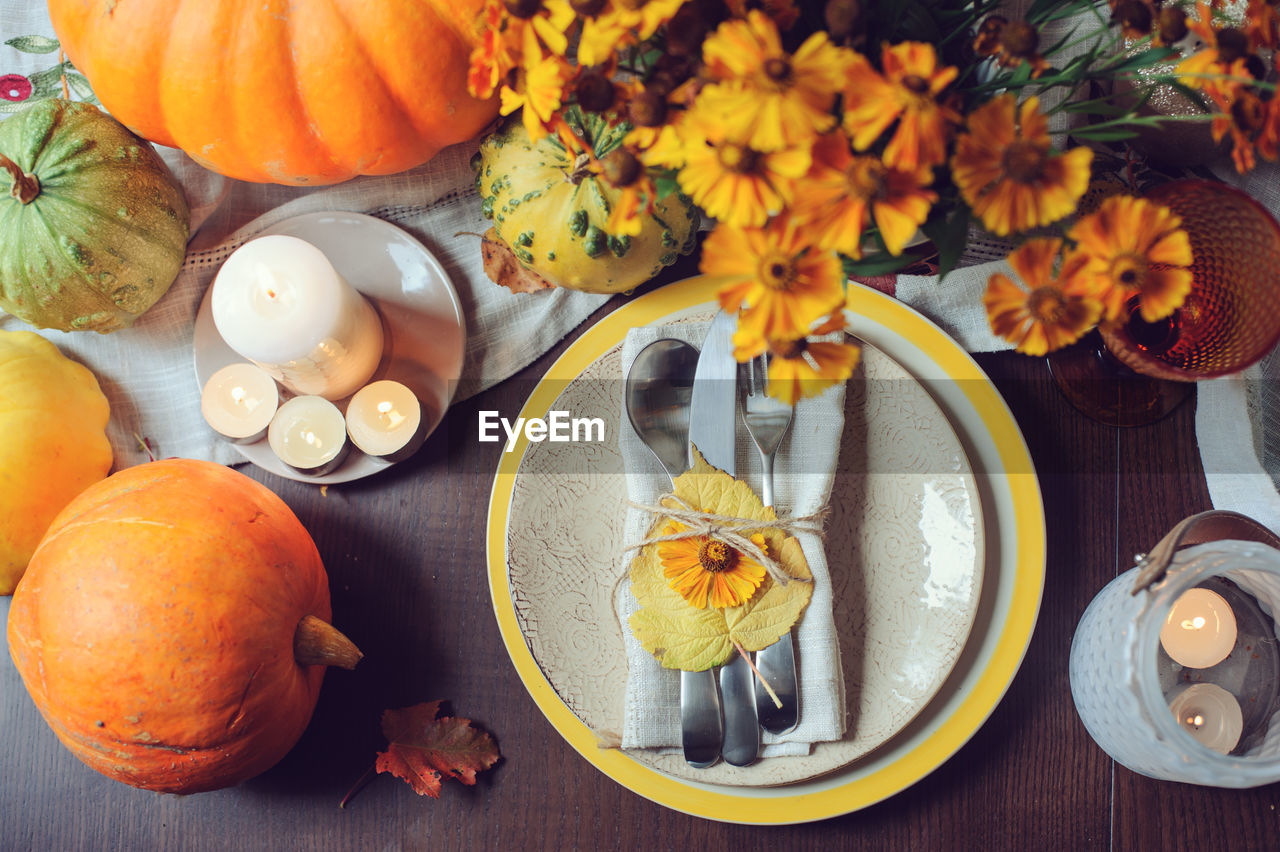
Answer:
[375, 399, 405, 430]
[1181, 616, 1207, 631]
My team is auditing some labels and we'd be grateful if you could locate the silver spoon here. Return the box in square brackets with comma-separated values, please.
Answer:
[624, 338, 724, 769]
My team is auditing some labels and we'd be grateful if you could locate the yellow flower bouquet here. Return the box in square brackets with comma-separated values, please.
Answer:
[469, 0, 1279, 400]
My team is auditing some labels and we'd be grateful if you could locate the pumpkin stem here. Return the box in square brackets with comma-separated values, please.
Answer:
[294, 614, 363, 670]
[0, 152, 39, 204]
[568, 152, 592, 186]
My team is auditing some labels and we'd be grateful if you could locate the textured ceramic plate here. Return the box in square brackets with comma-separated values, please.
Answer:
[487, 278, 1045, 823]
[501, 305, 983, 788]
[193, 211, 465, 484]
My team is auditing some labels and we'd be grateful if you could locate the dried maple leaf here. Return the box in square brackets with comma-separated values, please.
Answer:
[340, 701, 501, 806]
[628, 450, 813, 672]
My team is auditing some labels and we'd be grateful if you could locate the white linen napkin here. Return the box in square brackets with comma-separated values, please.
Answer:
[615, 322, 846, 756]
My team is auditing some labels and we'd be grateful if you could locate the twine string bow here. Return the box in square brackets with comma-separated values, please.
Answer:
[625, 493, 826, 585]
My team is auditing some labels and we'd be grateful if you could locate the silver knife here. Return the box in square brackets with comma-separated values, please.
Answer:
[688, 309, 759, 767]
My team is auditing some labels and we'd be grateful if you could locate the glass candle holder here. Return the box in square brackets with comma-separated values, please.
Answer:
[1070, 539, 1280, 786]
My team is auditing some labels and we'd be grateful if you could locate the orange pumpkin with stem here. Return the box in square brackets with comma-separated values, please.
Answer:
[7, 458, 362, 793]
[46, 0, 498, 185]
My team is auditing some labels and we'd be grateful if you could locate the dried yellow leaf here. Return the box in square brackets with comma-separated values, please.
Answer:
[628, 451, 813, 671]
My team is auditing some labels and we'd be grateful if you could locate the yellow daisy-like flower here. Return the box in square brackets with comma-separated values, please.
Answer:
[499, 52, 573, 141]
[1067, 195, 1194, 323]
[578, 0, 686, 66]
[698, 10, 854, 151]
[951, 94, 1093, 237]
[789, 130, 936, 258]
[469, 0, 576, 100]
[735, 334, 862, 405]
[658, 523, 768, 610]
[842, 41, 960, 171]
[983, 238, 1103, 355]
[703, 218, 845, 341]
[676, 118, 811, 227]
[467, 0, 510, 100]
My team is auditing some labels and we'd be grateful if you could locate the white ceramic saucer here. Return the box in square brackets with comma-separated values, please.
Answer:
[193, 211, 465, 483]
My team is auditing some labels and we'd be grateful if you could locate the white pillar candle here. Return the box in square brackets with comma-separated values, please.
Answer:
[1159, 587, 1238, 669]
[267, 395, 350, 476]
[1168, 683, 1244, 755]
[345, 380, 426, 462]
[211, 235, 384, 401]
[200, 362, 279, 443]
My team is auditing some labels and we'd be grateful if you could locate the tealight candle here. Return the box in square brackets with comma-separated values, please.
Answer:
[267, 395, 350, 476]
[1168, 683, 1244, 755]
[211, 235, 384, 401]
[200, 362, 279, 443]
[1159, 587, 1238, 669]
[345, 380, 426, 462]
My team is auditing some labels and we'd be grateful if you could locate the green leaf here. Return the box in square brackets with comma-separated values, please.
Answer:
[1071, 125, 1142, 141]
[64, 70, 97, 103]
[1061, 92, 1150, 116]
[1101, 46, 1177, 74]
[25, 66, 66, 98]
[842, 245, 934, 278]
[922, 206, 971, 282]
[4, 35, 59, 55]
[652, 172, 680, 201]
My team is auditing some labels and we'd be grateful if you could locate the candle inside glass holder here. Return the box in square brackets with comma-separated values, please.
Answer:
[267, 395, 349, 476]
[1160, 587, 1238, 669]
[345, 380, 425, 462]
[200, 363, 279, 443]
[1169, 683, 1244, 755]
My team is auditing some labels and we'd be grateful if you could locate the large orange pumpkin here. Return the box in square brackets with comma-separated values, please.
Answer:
[7, 458, 361, 793]
[46, 0, 498, 185]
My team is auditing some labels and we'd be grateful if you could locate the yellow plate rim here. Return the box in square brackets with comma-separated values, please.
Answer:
[485, 277, 1045, 824]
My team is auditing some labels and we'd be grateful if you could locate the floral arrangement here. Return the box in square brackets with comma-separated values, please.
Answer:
[468, 0, 1279, 402]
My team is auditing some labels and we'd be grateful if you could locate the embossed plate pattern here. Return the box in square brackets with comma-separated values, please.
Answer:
[486, 279, 1045, 823]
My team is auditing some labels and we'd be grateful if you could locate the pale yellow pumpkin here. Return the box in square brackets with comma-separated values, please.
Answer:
[0, 330, 112, 593]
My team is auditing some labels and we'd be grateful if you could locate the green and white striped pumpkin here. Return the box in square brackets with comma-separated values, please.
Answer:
[0, 99, 189, 333]
[474, 109, 697, 294]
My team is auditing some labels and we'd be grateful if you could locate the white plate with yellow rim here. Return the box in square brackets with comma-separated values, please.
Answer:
[485, 277, 1045, 823]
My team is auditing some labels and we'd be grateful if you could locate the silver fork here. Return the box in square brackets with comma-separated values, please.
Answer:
[740, 354, 799, 734]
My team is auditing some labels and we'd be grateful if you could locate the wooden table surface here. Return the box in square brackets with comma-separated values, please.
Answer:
[3, 269, 1278, 851]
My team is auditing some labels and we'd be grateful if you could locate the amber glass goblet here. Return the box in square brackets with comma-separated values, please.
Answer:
[1049, 179, 1280, 427]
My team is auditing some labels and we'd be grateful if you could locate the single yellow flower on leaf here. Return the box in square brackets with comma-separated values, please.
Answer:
[658, 523, 769, 609]
[628, 451, 813, 672]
